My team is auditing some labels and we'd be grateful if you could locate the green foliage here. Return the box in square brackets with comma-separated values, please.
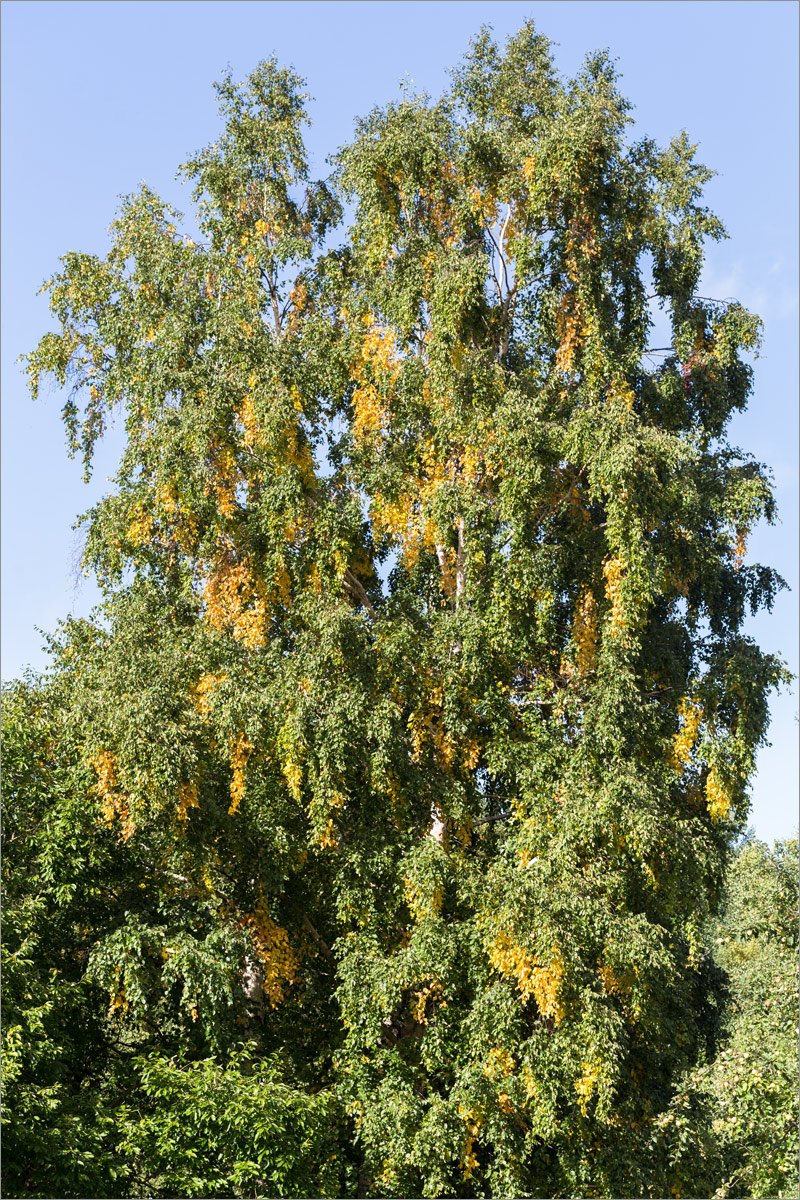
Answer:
[2, 676, 124, 1199]
[676, 838, 798, 1200]
[6, 22, 793, 1199]
[117, 1049, 348, 1198]
[1, 675, 348, 1199]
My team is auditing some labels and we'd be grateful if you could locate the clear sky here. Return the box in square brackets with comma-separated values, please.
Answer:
[2, 0, 797, 841]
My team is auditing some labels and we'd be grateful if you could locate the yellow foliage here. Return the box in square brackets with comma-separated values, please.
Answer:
[107, 967, 129, 1019]
[108, 989, 128, 1018]
[597, 958, 636, 1002]
[238, 390, 262, 449]
[521, 1063, 539, 1102]
[377, 1162, 400, 1193]
[404, 875, 444, 922]
[602, 555, 627, 635]
[283, 420, 316, 486]
[457, 1105, 484, 1180]
[287, 280, 308, 327]
[126, 488, 200, 556]
[204, 441, 240, 519]
[468, 181, 500, 227]
[556, 291, 585, 373]
[245, 895, 300, 1008]
[228, 732, 252, 815]
[315, 818, 338, 850]
[177, 781, 199, 824]
[90, 749, 133, 841]
[609, 380, 636, 413]
[409, 974, 444, 1024]
[670, 696, 703, 773]
[575, 1061, 600, 1116]
[282, 758, 303, 801]
[488, 932, 566, 1022]
[566, 209, 599, 265]
[370, 488, 435, 572]
[194, 672, 227, 721]
[732, 524, 749, 570]
[554, 204, 598, 370]
[665, 558, 692, 598]
[705, 766, 732, 822]
[127, 505, 154, 547]
[463, 738, 481, 771]
[203, 551, 267, 650]
[484, 1046, 516, 1080]
[351, 319, 401, 446]
[404, 672, 482, 774]
[158, 485, 198, 551]
[353, 328, 491, 579]
[572, 587, 598, 675]
[88, 748, 114, 807]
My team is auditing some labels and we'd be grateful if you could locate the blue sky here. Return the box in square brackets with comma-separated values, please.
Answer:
[2, 0, 797, 840]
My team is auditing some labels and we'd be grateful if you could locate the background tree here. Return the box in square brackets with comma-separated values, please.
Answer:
[661, 836, 799, 1200]
[8, 22, 790, 1199]
[703, 836, 799, 1199]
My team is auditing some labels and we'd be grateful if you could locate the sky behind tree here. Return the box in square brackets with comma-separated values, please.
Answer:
[2, 0, 797, 841]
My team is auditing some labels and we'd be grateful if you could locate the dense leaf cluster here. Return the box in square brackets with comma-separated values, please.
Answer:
[5, 23, 794, 1199]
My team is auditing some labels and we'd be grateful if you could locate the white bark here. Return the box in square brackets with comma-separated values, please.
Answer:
[455, 515, 465, 603]
[430, 808, 446, 845]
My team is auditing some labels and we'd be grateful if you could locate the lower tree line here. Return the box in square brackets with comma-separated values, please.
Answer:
[2, 673, 797, 1199]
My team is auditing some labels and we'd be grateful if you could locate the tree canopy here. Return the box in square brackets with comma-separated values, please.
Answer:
[5, 22, 793, 1200]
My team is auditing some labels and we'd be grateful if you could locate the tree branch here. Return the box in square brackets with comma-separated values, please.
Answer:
[261, 263, 283, 336]
[455, 516, 465, 604]
[343, 567, 377, 620]
[285, 899, 336, 964]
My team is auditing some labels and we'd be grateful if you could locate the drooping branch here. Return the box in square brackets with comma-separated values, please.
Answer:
[343, 567, 377, 620]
